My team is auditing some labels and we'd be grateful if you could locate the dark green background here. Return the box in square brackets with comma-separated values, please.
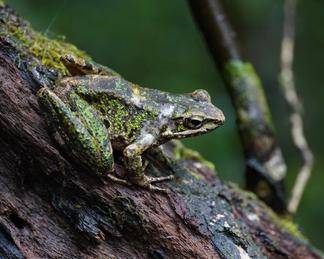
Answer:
[5, 0, 324, 250]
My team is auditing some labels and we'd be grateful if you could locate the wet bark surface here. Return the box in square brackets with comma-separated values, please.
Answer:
[0, 5, 322, 259]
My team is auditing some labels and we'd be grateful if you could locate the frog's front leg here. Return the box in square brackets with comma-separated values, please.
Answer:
[123, 132, 174, 192]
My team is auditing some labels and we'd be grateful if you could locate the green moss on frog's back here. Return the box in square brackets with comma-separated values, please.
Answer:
[93, 97, 156, 140]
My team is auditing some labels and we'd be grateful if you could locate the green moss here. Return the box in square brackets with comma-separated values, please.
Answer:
[113, 196, 147, 225]
[0, 1, 4, 7]
[225, 60, 257, 79]
[224, 60, 272, 126]
[94, 97, 156, 139]
[74, 203, 82, 209]
[267, 209, 306, 240]
[186, 169, 204, 180]
[228, 183, 306, 240]
[0, 16, 89, 75]
[8, 25, 29, 45]
[172, 140, 215, 170]
[176, 123, 186, 132]
[29, 32, 89, 74]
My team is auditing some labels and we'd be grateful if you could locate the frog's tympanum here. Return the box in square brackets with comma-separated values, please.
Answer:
[37, 55, 225, 192]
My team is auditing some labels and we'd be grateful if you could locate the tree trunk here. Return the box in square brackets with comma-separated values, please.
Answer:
[0, 4, 321, 259]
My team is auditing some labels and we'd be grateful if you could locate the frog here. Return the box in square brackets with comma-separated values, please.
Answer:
[37, 55, 225, 192]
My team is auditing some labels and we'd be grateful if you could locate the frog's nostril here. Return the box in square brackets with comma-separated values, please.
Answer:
[215, 117, 225, 125]
[218, 113, 225, 124]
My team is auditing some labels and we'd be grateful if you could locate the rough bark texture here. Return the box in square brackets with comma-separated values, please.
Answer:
[0, 5, 322, 259]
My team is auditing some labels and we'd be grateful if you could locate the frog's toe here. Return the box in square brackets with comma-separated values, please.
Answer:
[143, 175, 174, 193]
[146, 175, 174, 183]
[107, 174, 173, 192]
[146, 184, 170, 193]
[106, 174, 132, 186]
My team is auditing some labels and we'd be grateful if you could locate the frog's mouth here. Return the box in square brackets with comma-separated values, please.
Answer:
[176, 123, 222, 137]
[162, 119, 224, 139]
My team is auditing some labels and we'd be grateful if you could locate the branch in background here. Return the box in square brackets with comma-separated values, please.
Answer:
[279, 0, 314, 215]
[187, 0, 288, 213]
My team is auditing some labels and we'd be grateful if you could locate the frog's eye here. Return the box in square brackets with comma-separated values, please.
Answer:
[185, 116, 204, 129]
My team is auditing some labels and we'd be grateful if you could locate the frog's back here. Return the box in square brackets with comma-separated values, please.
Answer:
[69, 75, 191, 116]
[67, 75, 133, 101]
[65, 75, 160, 146]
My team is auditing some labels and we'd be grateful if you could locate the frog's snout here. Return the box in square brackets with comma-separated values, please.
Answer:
[216, 110, 225, 125]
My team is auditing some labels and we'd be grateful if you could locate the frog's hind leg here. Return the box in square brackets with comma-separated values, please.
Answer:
[38, 87, 115, 174]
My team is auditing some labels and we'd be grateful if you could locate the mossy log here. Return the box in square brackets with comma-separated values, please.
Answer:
[0, 4, 321, 259]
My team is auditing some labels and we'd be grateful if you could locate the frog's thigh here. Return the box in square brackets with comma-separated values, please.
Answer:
[38, 87, 114, 174]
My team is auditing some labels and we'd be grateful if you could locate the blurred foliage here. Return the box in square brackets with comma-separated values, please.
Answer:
[5, 0, 324, 250]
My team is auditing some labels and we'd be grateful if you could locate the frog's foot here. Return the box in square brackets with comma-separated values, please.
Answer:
[145, 175, 175, 193]
[129, 174, 174, 193]
[146, 184, 170, 193]
[106, 174, 132, 186]
[106, 174, 173, 193]
[146, 175, 174, 183]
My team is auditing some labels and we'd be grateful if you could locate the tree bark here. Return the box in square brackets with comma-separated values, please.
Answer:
[0, 4, 321, 259]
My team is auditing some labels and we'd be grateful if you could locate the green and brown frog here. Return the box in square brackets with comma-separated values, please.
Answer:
[37, 55, 225, 191]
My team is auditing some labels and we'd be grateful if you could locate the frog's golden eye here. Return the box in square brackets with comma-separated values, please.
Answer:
[185, 116, 204, 129]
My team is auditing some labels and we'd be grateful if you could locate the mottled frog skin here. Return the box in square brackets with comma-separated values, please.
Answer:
[37, 55, 225, 191]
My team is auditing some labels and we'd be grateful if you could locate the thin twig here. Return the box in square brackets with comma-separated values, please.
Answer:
[279, 0, 314, 214]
